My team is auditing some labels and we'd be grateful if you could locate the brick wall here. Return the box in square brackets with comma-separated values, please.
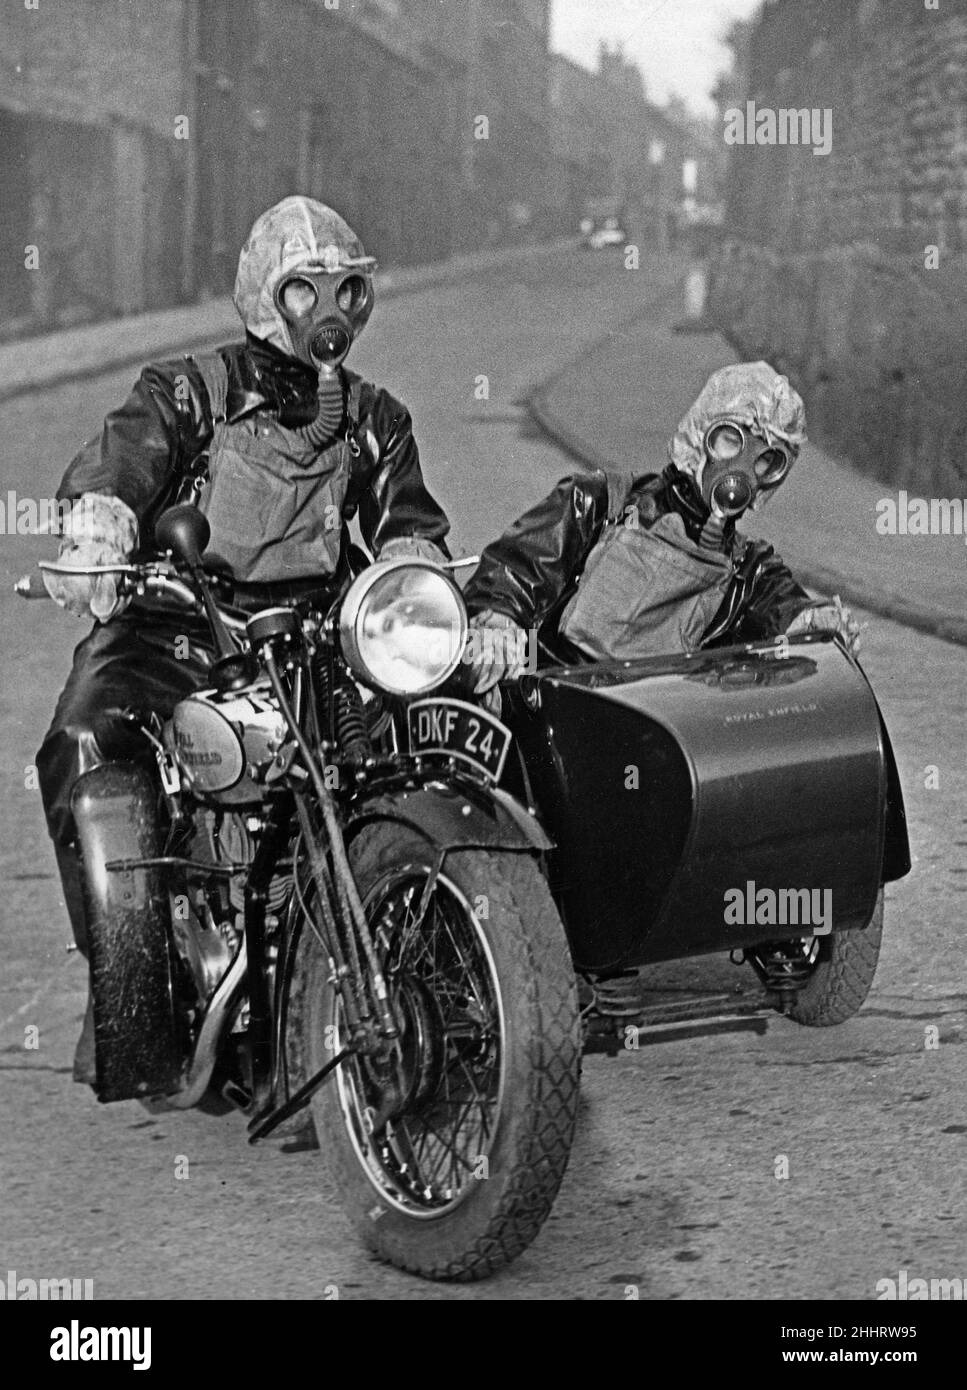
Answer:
[0, 0, 190, 328]
[709, 0, 967, 495]
[2, 0, 187, 135]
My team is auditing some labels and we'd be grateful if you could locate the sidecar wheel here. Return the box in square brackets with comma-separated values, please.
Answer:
[749, 889, 884, 1027]
[295, 824, 581, 1282]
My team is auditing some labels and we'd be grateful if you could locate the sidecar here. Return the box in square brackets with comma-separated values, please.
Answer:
[501, 633, 909, 1003]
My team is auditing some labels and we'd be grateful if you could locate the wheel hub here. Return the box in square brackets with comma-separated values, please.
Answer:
[356, 975, 446, 1127]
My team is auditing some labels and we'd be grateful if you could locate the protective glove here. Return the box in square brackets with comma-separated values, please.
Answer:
[379, 536, 449, 564]
[42, 493, 138, 623]
[466, 608, 528, 693]
[785, 595, 863, 658]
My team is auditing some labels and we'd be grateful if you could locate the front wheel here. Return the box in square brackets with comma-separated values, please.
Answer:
[747, 889, 884, 1026]
[295, 825, 581, 1282]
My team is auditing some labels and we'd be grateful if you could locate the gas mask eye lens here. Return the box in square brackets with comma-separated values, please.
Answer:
[706, 423, 744, 460]
[755, 448, 790, 483]
[280, 278, 318, 317]
[336, 274, 368, 314]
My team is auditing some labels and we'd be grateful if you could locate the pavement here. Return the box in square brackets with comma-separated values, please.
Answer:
[529, 292, 967, 648]
[4, 238, 961, 647]
[0, 236, 578, 404]
[2, 243, 964, 1300]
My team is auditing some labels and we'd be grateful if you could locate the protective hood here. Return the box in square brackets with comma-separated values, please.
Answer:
[233, 196, 376, 358]
[668, 362, 806, 510]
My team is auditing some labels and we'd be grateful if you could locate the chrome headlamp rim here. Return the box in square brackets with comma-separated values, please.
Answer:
[338, 557, 468, 697]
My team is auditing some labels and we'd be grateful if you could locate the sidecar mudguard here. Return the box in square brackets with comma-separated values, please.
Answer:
[71, 762, 184, 1102]
[510, 635, 910, 974]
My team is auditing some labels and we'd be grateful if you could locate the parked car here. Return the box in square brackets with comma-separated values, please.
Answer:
[580, 197, 628, 250]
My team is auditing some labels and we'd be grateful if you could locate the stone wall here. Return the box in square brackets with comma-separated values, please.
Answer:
[709, 0, 967, 495]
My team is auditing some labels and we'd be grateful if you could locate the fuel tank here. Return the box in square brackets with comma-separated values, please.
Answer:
[510, 634, 908, 974]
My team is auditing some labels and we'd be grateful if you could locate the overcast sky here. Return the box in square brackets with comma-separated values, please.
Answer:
[550, 0, 764, 118]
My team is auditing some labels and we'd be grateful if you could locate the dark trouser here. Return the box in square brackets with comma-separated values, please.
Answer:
[37, 609, 215, 954]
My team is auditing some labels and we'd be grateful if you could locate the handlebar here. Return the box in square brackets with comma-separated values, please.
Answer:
[16, 552, 479, 633]
[14, 562, 250, 635]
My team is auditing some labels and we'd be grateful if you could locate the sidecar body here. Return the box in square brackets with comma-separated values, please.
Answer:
[504, 633, 909, 975]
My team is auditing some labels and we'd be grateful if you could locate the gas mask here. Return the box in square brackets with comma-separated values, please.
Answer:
[666, 361, 807, 552]
[233, 197, 377, 445]
[273, 262, 376, 373]
[696, 419, 792, 549]
[272, 262, 375, 445]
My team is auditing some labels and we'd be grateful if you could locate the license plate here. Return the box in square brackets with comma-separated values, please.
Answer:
[407, 698, 512, 782]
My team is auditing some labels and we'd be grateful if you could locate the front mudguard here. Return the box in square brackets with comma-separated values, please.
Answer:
[275, 778, 552, 1104]
[71, 762, 185, 1102]
[347, 779, 553, 857]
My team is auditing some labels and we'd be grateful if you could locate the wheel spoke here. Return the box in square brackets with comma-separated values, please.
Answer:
[334, 865, 503, 1214]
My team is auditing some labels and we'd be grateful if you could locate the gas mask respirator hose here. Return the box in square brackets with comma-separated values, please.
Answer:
[274, 267, 375, 447]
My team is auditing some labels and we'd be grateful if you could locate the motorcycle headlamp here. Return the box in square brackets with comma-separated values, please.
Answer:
[339, 559, 467, 697]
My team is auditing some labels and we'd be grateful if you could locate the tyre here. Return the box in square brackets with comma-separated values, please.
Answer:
[293, 824, 581, 1281]
[748, 888, 884, 1027]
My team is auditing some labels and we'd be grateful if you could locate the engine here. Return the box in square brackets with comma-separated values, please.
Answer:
[165, 680, 288, 805]
[171, 807, 293, 1004]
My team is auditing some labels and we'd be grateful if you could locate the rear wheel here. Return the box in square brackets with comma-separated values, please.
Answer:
[294, 824, 581, 1281]
[747, 889, 884, 1026]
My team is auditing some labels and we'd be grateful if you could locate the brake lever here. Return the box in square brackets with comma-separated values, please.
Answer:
[15, 561, 150, 601]
[37, 561, 143, 575]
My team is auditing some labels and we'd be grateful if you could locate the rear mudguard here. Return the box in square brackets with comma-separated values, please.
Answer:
[71, 762, 185, 1103]
[873, 707, 911, 884]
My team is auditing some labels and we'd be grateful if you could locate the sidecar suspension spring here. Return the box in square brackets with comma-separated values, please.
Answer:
[313, 655, 372, 763]
[748, 941, 817, 1002]
[589, 971, 645, 1019]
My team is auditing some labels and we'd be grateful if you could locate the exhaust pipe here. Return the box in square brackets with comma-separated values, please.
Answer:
[155, 939, 248, 1111]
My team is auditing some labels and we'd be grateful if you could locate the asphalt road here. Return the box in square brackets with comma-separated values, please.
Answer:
[0, 247, 964, 1301]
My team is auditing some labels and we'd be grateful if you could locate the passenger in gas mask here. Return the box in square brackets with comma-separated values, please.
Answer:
[466, 361, 859, 689]
[37, 196, 450, 1083]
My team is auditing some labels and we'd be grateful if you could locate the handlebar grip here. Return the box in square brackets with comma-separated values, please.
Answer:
[14, 574, 51, 600]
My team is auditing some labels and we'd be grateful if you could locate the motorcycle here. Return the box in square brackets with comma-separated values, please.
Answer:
[18, 505, 582, 1283]
[17, 507, 911, 1281]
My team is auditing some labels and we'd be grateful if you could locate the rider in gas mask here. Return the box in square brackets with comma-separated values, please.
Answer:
[465, 361, 859, 687]
[37, 196, 451, 1085]
[233, 196, 378, 447]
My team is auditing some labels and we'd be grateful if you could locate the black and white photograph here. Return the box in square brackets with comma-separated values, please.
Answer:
[0, 0, 962, 1343]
